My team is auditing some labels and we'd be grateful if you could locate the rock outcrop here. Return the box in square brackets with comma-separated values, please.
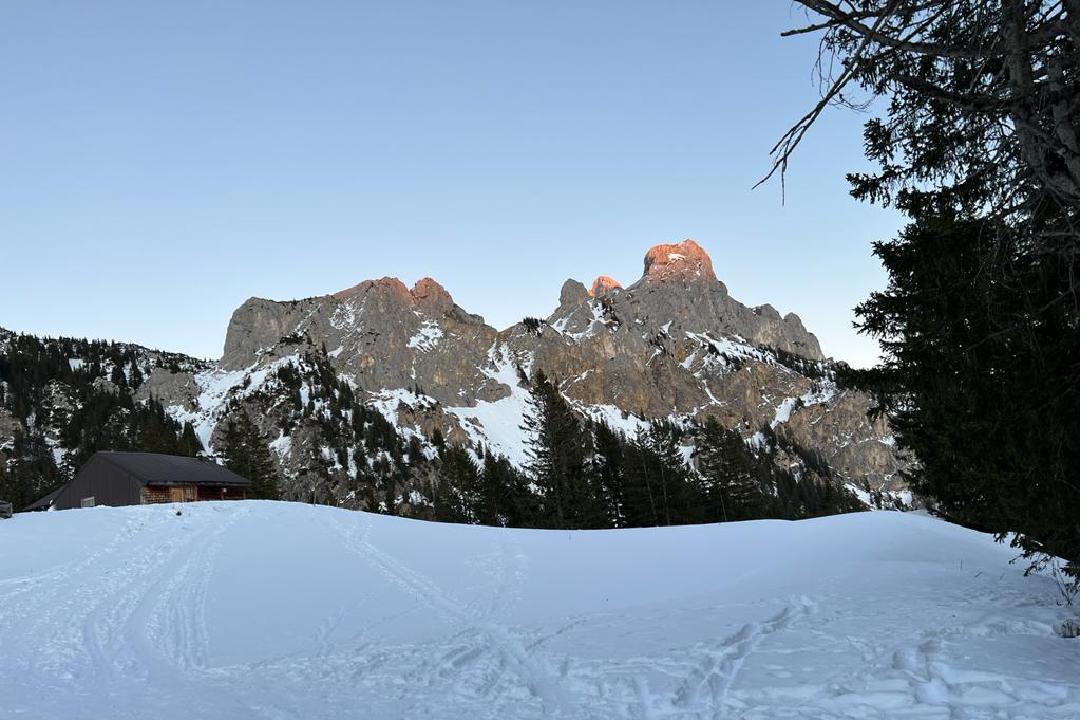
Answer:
[222, 277, 499, 406]
[588, 275, 623, 297]
[642, 239, 717, 283]
[210, 239, 903, 501]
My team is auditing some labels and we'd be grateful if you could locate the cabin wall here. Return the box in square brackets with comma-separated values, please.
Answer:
[53, 457, 143, 510]
[143, 485, 246, 503]
[141, 485, 195, 504]
[195, 486, 247, 501]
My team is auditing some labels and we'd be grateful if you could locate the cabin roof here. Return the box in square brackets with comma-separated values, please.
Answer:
[94, 451, 250, 488]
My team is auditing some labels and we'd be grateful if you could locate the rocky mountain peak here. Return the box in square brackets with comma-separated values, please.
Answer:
[333, 276, 412, 303]
[332, 276, 456, 314]
[559, 279, 589, 307]
[642, 239, 716, 284]
[588, 275, 623, 297]
[411, 277, 454, 314]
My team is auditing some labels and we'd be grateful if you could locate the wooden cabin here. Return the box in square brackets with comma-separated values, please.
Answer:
[44, 452, 250, 511]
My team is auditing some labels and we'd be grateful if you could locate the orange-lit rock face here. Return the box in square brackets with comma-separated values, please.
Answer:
[333, 277, 411, 302]
[412, 277, 448, 301]
[411, 277, 454, 314]
[588, 275, 623, 297]
[332, 276, 452, 312]
[642, 239, 716, 283]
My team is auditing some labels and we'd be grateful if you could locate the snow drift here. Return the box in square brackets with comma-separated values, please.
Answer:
[1, 503, 1077, 719]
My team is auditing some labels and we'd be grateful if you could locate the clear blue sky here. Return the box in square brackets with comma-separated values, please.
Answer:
[0, 1, 900, 367]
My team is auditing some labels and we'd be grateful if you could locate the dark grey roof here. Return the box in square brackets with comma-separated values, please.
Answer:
[95, 452, 250, 487]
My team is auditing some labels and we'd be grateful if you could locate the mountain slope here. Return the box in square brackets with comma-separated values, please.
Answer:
[1, 502, 1075, 719]
[207, 239, 906, 506]
[0, 239, 907, 514]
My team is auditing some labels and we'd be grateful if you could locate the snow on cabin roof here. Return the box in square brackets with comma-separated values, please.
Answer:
[93, 451, 250, 487]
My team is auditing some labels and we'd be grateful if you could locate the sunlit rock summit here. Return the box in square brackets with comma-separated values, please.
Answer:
[588, 275, 623, 297]
[642, 238, 718, 283]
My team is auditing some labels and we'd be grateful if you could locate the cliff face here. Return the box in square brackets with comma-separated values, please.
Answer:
[0, 239, 907, 512]
[501, 239, 823, 418]
[222, 277, 500, 406]
[211, 239, 906, 501]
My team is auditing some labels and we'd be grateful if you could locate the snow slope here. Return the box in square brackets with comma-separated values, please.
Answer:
[1, 504, 1076, 719]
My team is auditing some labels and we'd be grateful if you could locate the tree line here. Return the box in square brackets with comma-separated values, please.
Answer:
[1, 334, 861, 529]
[772, 1, 1080, 588]
[0, 334, 202, 508]
[425, 370, 861, 529]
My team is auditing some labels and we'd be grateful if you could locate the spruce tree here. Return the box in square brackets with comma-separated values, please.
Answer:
[220, 413, 280, 500]
[364, 482, 379, 513]
[523, 370, 605, 529]
[773, 0, 1080, 585]
[850, 214, 1079, 563]
[7, 430, 63, 510]
[383, 484, 398, 516]
[128, 361, 143, 389]
[406, 436, 423, 464]
[0, 459, 19, 507]
[695, 418, 766, 522]
[433, 444, 477, 523]
[477, 452, 526, 527]
[590, 420, 626, 527]
[621, 441, 660, 528]
[641, 421, 701, 526]
[179, 421, 201, 457]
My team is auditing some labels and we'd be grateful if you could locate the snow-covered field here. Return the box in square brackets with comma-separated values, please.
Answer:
[1, 503, 1076, 719]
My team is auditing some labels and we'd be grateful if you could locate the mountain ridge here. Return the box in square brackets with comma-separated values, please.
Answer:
[0, 239, 908, 516]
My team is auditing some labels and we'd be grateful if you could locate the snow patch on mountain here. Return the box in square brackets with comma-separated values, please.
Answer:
[166, 355, 301, 452]
[328, 297, 362, 331]
[771, 381, 838, 428]
[268, 432, 292, 459]
[446, 347, 535, 466]
[576, 403, 650, 439]
[364, 387, 440, 456]
[407, 319, 443, 352]
[367, 387, 437, 425]
[549, 302, 609, 343]
[685, 331, 770, 368]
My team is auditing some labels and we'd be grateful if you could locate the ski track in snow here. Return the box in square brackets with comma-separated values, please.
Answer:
[1, 503, 1078, 720]
[668, 597, 817, 719]
[326, 510, 572, 718]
